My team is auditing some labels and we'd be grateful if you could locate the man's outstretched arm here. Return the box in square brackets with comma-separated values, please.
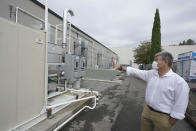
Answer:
[112, 59, 151, 82]
[112, 59, 127, 71]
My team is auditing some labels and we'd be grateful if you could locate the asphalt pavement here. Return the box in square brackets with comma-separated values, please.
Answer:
[60, 73, 195, 131]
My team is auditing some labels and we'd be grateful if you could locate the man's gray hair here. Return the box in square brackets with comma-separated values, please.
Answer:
[155, 51, 173, 67]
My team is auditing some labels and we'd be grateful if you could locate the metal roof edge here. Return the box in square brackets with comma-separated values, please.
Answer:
[30, 0, 118, 56]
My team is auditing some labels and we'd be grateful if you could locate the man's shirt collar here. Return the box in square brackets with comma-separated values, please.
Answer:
[155, 69, 174, 77]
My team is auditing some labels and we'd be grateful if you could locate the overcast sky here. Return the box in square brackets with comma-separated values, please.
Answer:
[38, 0, 196, 47]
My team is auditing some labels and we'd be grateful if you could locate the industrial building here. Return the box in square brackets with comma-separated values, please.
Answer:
[0, 0, 118, 130]
[0, 0, 118, 69]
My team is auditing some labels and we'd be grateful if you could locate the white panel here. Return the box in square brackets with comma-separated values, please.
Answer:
[0, 17, 45, 131]
[0, 17, 18, 131]
[17, 24, 45, 123]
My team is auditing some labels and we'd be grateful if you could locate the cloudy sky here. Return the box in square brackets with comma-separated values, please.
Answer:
[38, 0, 196, 47]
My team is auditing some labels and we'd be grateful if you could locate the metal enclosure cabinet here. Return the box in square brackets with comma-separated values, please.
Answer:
[177, 51, 196, 81]
[80, 56, 86, 77]
[0, 17, 46, 131]
[64, 54, 75, 83]
[190, 53, 196, 80]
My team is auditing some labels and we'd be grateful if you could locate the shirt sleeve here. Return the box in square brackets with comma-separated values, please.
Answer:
[126, 67, 151, 82]
[170, 78, 190, 120]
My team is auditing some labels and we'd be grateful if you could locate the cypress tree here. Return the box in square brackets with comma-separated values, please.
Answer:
[150, 8, 161, 63]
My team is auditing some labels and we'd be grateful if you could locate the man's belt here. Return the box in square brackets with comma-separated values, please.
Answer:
[147, 105, 169, 115]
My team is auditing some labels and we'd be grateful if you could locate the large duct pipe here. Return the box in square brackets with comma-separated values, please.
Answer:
[63, 9, 74, 54]
[45, 0, 48, 32]
[63, 9, 68, 48]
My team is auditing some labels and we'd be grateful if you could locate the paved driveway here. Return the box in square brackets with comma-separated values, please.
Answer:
[61, 75, 195, 131]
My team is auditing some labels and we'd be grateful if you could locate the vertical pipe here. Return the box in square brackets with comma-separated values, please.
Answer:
[55, 25, 58, 44]
[68, 21, 72, 54]
[45, 0, 48, 32]
[15, 7, 18, 23]
[63, 9, 68, 52]
[92, 42, 94, 68]
[101, 49, 103, 69]
[44, 0, 48, 109]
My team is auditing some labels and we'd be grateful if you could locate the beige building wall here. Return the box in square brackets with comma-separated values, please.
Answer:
[162, 45, 196, 60]
[111, 46, 138, 68]
[111, 45, 196, 68]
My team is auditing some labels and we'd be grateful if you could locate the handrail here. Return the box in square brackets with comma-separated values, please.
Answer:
[15, 7, 44, 24]
[67, 88, 99, 96]
[47, 88, 98, 130]
[46, 87, 98, 109]
[15, 7, 59, 30]
[53, 95, 97, 131]
[10, 89, 98, 130]
[46, 95, 97, 109]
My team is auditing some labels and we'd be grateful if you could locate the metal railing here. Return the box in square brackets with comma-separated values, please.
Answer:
[16, 7, 44, 24]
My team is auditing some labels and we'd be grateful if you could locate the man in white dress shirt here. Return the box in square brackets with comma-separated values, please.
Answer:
[113, 51, 190, 131]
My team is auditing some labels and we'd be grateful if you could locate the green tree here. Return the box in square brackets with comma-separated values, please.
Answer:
[182, 40, 186, 45]
[186, 39, 195, 45]
[134, 41, 151, 64]
[150, 8, 162, 63]
[179, 39, 196, 45]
